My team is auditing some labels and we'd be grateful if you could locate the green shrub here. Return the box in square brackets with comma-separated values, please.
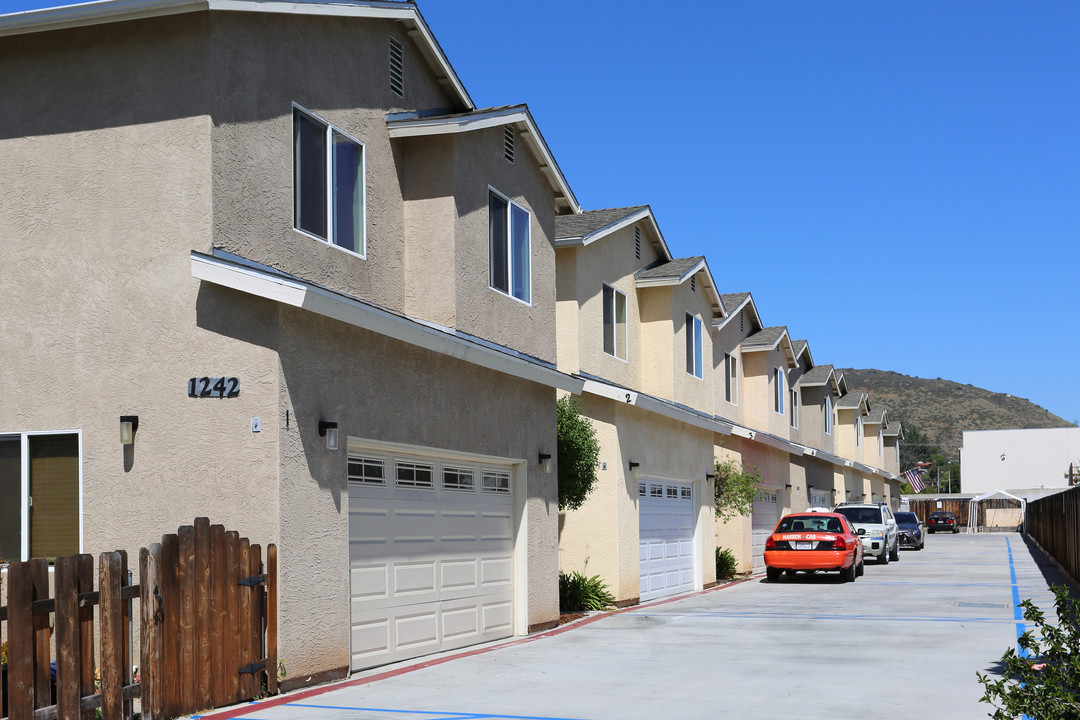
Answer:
[977, 584, 1080, 719]
[715, 547, 737, 581]
[559, 571, 615, 612]
[557, 396, 601, 511]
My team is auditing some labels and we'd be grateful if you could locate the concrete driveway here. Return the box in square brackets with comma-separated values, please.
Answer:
[199, 532, 1071, 720]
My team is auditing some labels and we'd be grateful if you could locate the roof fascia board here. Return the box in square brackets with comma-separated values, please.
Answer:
[581, 379, 733, 436]
[0, 0, 475, 110]
[191, 252, 582, 393]
[387, 108, 580, 214]
[712, 294, 758, 331]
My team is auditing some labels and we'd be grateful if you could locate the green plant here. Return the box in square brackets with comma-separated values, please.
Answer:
[556, 395, 601, 512]
[977, 584, 1080, 719]
[713, 443, 763, 522]
[559, 571, 615, 612]
[715, 547, 737, 581]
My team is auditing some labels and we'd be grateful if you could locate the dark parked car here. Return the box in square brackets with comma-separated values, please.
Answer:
[895, 511, 925, 550]
[927, 510, 959, 533]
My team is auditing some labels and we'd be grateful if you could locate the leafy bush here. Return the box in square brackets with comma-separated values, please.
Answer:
[715, 547, 738, 581]
[713, 442, 763, 522]
[557, 396, 601, 511]
[559, 571, 615, 612]
[977, 584, 1080, 719]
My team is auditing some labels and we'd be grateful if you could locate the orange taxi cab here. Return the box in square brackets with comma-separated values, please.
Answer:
[763, 512, 864, 582]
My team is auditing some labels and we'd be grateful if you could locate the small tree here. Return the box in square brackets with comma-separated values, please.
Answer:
[557, 395, 601, 511]
[713, 443, 763, 522]
[977, 584, 1080, 719]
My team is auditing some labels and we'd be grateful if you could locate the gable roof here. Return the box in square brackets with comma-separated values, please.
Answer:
[713, 292, 763, 333]
[864, 406, 889, 427]
[554, 206, 672, 260]
[792, 339, 813, 367]
[634, 256, 724, 319]
[741, 326, 798, 367]
[836, 391, 869, 414]
[387, 104, 579, 215]
[883, 421, 904, 439]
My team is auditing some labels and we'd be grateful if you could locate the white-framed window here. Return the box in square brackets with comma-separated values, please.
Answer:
[443, 466, 475, 492]
[650, 483, 663, 498]
[0, 431, 81, 562]
[482, 470, 511, 494]
[685, 313, 703, 379]
[293, 105, 366, 256]
[790, 388, 800, 428]
[348, 456, 386, 485]
[824, 396, 832, 435]
[488, 188, 530, 303]
[774, 368, 785, 415]
[855, 416, 862, 447]
[603, 284, 627, 360]
[396, 461, 434, 488]
[725, 353, 738, 405]
[680, 486, 692, 500]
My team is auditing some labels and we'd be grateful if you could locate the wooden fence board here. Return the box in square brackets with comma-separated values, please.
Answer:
[140, 543, 162, 720]
[77, 554, 95, 720]
[238, 538, 253, 701]
[178, 525, 196, 710]
[225, 531, 240, 705]
[267, 543, 278, 696]
[99, 552, 124, 720]
[31, 558, 51, 709]
[160, 532, 180, 720]
[194, 518, 212, 711]
[249, 544, 263, 694]
[54, 556, 81, 720]
[209, 524, 226, 709]
[8, 561, 34, 720]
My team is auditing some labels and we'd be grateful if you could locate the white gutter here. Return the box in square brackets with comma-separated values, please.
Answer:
[191, 252, 582, 393]
[580, 379, 733, 436]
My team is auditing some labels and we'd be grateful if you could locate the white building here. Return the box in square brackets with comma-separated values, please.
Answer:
[961, 427, 1080, 495]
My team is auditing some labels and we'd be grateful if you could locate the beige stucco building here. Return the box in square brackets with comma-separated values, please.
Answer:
[0, 0, 586, 687]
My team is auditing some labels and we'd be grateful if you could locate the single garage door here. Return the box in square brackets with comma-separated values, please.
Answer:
[752, 490, 779, 573]
[639, 480, 696, 602]
[348, 448, 516, 671]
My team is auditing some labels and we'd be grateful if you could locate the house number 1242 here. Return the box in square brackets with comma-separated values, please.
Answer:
[188, 377, 241, 398]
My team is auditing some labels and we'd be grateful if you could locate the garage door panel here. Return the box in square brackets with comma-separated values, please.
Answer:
[639, 481, 696, 602]
[349, 448, 516, 671]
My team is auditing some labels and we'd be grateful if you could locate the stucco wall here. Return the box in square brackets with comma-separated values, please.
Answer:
[712, 318, 748, 426]
[271, 304, 559, 677]
[559, 396, 715, 603]
[961, 427, 1080, 494]
[0, 14, 281, 563]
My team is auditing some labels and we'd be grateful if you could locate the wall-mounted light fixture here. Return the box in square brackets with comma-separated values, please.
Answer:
[628, 461, 640, 476]
[785, 484, 792, 489]
[539, 452, 552, 474]
[120, 415, 139, 446]
[705, 473, 717, 481]
[318, 421, 339, 451]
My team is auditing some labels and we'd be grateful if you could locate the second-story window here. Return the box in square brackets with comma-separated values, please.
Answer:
[774, 367, 785, 415]
[790, 388, 799, 428]
[725, 353, 738, 405]
[489, 189, 530, 303]
[293, 105, 365, 255]
[603, 284, 627, 360]
[824, 396, 832, 435]
[685, 313, 703, 379]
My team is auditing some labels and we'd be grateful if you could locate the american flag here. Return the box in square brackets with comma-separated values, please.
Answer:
[903, 468, 926, 493]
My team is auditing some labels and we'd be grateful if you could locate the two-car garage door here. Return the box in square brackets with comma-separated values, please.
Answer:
[347, 446, 517, 671]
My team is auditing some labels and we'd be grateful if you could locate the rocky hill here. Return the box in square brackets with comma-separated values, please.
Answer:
[838, 369, 1073, 455]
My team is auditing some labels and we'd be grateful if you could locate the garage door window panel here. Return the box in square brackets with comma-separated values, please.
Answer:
[396, 462, 434, 489]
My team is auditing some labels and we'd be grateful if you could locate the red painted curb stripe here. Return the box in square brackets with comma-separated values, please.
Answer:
[195, 575, 757, 720]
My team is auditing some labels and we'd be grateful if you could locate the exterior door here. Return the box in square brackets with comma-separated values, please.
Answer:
[348, 448, 516, 671]
[639, 480, 696, 602]
[752, 490, 779, 573]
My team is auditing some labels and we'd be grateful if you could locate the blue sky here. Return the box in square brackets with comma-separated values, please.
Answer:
[6, 0, 1080, 425]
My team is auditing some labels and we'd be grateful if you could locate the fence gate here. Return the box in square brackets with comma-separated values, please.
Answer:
[0, 518, 277, 720]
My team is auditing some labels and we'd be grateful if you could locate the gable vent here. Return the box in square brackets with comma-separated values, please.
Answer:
[389, 37, 404, 97]
[691, 276, 696, 292]
[504, 126, 515, 163]
[634, 227, 641, 259]
[740, 310, 744, 333]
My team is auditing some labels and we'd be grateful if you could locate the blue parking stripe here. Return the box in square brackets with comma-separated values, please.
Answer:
[266, 703, 590, 720]
[632, 610, 1015, 624]
[1005, 537, 1028, 655]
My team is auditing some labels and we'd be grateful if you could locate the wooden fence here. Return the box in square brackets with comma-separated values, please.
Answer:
[1026, 486, 1080, 584]
[907, 498, 969, 527]
[1, 518, 277, 720]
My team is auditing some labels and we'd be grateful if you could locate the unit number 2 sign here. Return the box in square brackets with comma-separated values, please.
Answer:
[188, 376, 241, 398]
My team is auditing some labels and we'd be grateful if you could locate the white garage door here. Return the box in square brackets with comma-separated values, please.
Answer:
[752, 490, 779, 573]
[348, 449, 516, 671]
[639, 480, 696, 602]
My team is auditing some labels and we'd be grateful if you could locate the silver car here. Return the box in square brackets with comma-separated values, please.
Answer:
[833, 503, 899, 564]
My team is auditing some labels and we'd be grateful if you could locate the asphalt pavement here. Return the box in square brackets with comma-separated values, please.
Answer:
[197, 532, 1074, 720]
